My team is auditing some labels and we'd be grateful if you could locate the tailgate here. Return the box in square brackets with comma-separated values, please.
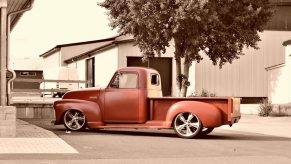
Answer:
[232, 98, 241, 118]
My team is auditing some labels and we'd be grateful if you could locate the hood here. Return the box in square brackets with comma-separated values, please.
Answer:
[63, 87, 102, 101]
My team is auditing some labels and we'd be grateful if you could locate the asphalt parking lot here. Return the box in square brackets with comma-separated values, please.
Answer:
[1, 115, 290, 164]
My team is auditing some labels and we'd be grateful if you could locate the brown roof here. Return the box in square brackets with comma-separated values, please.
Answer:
[282, 39, 291, 46]
[39, 34, 134, 63]
[39, 36, 118, 58]
[64, 35, 134, 64]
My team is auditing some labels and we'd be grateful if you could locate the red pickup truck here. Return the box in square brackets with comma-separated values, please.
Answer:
[53, 67, 241, 139]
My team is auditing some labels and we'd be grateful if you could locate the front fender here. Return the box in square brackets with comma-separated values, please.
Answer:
[164, 101, 222, 128]
[53, 99, 104, 128]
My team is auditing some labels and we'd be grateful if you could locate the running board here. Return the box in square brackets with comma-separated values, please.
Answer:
[99, 121, 167, 129]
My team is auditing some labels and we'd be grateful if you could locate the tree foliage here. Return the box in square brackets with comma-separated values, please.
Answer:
[99, 0, 273, 96]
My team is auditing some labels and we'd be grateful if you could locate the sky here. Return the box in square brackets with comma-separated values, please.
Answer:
[10, 0, 117, 60]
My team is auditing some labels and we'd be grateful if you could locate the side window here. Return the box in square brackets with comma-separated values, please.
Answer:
[151, 74, 159, 85]
[110, 72, 138, 89]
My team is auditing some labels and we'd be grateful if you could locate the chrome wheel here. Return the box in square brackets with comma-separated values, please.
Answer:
[63, 110, 86, 131]
[173, 112, 202, 139]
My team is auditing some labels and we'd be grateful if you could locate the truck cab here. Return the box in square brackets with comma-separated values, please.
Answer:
[103, 67, 162, 123]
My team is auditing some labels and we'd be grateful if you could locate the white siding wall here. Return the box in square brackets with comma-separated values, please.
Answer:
[117, 42, 143, 67]
[267, 45, 291, 104]
[195, 31, 291, 97]
[196, 47, 266, 97]
[42, 51, 60, 80]
[94, 47, 118, 87]
[68, 60, 86, 89]
[262, 31, 291, 68]
[67, 47, 118, 88]
[187, 64, 195, 96]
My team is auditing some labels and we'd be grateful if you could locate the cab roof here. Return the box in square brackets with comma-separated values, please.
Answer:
[118, 67, 159, 74]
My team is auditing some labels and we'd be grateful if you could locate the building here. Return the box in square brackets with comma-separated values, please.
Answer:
[195, 0, 291, 104]
[40, 1, 291, 104]
[40, 35, 195, 96]
[11, 58, 43, 90]
[39, 36, 116, 88]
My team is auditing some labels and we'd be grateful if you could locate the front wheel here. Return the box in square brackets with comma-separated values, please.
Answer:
[173, 112, 202, 139]
[63, 110, 86, 131]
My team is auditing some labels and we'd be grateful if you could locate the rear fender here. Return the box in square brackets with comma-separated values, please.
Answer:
[164, 101, 222, 128]
[53, 99, 104, 128]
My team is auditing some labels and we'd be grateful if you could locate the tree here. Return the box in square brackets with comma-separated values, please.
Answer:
[99, 0, 273, 96]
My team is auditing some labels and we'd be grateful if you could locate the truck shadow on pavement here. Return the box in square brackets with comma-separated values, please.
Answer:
[55, 128, 291, 141]
[21, 119, 290, 141]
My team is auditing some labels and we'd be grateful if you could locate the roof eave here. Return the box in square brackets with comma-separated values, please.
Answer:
[55, 36, 118, 48]
[39, 36, 120, 58]
[39, 47, 60, 58]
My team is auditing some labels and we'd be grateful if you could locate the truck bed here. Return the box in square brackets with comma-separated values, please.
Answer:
[149, 97, 240, 125]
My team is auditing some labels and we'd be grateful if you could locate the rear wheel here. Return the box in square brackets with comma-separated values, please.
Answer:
[173, 112, 202, 139]
[63, 110, 86, 131]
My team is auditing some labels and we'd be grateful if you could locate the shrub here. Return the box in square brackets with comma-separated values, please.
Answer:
[189, 89, 216, 97]
[258, 99, 273, 117]
[200, 89, 209, 97]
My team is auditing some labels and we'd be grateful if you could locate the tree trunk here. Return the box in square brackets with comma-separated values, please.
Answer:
[180, 62, 190, 97]
[175, 56, 182, 97]
[174, 38, 182, 97]
[174, 38, 192, 97]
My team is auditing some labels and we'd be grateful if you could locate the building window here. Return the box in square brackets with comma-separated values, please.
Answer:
[20, 71, 36, 76]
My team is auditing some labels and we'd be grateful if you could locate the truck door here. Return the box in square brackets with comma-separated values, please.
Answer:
[104, 72, 139, 123]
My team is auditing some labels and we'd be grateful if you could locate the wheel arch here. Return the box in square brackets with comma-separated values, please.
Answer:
[54, 99, 104, 128]
[165, 101, 223, 128]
